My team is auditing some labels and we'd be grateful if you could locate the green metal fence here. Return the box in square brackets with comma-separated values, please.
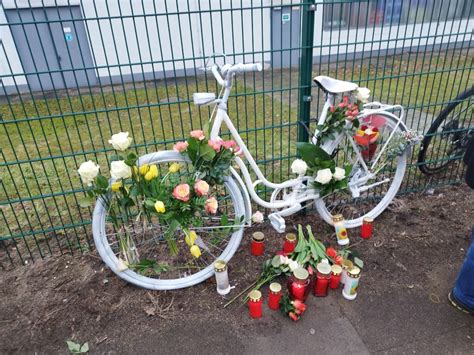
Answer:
[1, 0, 473, 268]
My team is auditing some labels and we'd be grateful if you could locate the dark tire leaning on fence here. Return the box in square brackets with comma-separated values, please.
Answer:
[92, 150, 247, 290]
[418, 86, 474, 175]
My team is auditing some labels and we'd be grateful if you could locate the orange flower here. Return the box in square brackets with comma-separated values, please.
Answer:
[173, 183, 190, 202]
[334, 255, 343, 265]
[205, 197, 218, 214]
[289, 311, 298, 321]
[326, 247, 338, 259]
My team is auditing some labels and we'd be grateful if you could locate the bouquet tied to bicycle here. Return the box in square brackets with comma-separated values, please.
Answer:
[77, 130, 243, 271]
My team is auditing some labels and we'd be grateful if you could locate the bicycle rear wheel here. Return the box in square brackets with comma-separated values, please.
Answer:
[315, 112, 408, 228]
[418, 86, 474, 175]
[92, 151, 247, 290]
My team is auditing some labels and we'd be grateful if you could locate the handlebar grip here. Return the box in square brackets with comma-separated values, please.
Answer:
[239, 63, 263, 72]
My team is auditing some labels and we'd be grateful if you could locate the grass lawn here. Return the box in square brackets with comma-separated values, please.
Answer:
[1, 48, 473, 262]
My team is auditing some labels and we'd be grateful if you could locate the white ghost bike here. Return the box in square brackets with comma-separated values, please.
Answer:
[92, 61, 409, 289]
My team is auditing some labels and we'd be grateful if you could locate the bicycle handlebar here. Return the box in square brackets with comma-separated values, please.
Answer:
[227, 63, 262, 74]
[207, 62, 262, 87]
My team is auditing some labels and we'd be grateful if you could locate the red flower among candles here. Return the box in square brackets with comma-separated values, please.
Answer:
[268, 282, 282, 310]
[283, 233, 297, 255]
[251, 232, 265, 256]
[360, 216, 374, 239]
[248, 290, 263, 319]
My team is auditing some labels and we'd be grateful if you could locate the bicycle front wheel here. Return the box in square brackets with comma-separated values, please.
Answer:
[92, 151, 247, 290]
[315, 112, 408, 228]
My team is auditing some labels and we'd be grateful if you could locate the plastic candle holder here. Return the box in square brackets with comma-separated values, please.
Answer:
[283, 233, 297, 255]
[268, 282, 282, 310]
[251, 232, 265, 256]
[360, 217, 374, 239]
[342, 266, 361, 300]
[332, 214, 349, 246]
[248, 290, 263, 319]
[313, 260, 332, 297]
[214, 260, 230, 295]
[340, 259, 354, 285]
[329, 264, 343, 289]
[288, 268, 311, 302]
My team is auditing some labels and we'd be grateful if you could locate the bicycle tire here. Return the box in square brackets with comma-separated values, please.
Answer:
[92, 150, 247, 290]
[418, 86, 474, 175]
[315, 112, 409, 228]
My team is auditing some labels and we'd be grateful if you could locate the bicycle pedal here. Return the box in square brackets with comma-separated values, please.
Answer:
[268, 213, 286, 233]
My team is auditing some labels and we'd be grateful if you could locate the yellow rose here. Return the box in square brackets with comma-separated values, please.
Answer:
[185, 230, 197, 247]
[111, 181, 123, 192]
[190, 245, 201, 258]
[154, 200, 165, 213]
[169, 163, 181, 174]
[144, 165, 158, 181]
[133, 166, 139, 175]
[139, 164, 150, 175]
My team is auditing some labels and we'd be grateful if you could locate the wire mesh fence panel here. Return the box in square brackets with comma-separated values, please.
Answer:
[0, 0, 473, 268]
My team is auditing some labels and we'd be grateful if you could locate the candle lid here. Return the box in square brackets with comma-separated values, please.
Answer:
[316, 262, 331, 275]
[348, 266, 361, 277]
[214, 259, 227, 272]
[269, 282, 282, 293]
[341, 259, 353, 270]
[252, 231, 265, 241]
[293, 267, 309, 281]
[363, 216, 374, 223]
[331, 264, 343, 275]
[285, 233, 297, 242]
[332, 214, 344, 223]
[248, 289, 262, 301]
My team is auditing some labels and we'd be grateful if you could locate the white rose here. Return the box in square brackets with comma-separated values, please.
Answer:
[315, 168, 333, 185]
[110, 160, 132, 180]
[280, 255, 289, 264]
[252, 211, 264, 223]
[333, 167, 346, 181]
[291, 159, 308, 176]
[355, 87, 370, 103]
[109, 132, 132, 151]
[77, 160, 100, 186]
[288, 260, 299, 271]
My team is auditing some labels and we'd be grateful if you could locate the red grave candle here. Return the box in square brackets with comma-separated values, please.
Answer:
[251, 232, 265, 256]
[329, 264, 343, 289]
[287, 268, 311, 302]
[283, 233, 297, 255]
[268, 282, 282, 310]
[360, 217, 374, 239]
[313, 261, 332, 297]
[248, 290, 263, 319]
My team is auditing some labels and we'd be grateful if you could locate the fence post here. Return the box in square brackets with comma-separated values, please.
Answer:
[297, 0, 316, 143]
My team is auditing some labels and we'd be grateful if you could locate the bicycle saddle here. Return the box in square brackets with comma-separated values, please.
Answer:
[314, 75, 358, 94]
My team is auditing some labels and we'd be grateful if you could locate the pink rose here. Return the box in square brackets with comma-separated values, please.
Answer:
[190, 130, 205, 141]
[234, 146, 243, 156]
[351, 109, 359, 117]
[222, 140, 237, 150]
[173, 141, 188, 153]
[330, 106, 335, 113]
[342, 95, 350, 105]
[205, 197, 218, 214]
[173, 183, 190, 202]
[194, 179, 209, 197]
[208, 139, 222, 152]
[338, 102, 347, 108]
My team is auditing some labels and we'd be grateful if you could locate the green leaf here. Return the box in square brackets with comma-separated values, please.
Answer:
[199, 144, 217, 162]
[296, 142, 331, 165]
[96, 175, 109, 189]
[80, 343, 89, 353]
[67, 341, 81, 353]
[354, 256, 364, 269]
[187, 138, 199, 162]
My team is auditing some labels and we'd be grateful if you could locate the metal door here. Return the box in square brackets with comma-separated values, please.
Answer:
[6, 6, 96, 92]
[271, 6, 301, 68]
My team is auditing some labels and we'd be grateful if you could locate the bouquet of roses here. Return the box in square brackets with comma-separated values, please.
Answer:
[279, 295, 307, 322]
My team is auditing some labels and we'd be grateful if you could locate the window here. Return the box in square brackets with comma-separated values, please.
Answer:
[323, 0, 474, 30]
